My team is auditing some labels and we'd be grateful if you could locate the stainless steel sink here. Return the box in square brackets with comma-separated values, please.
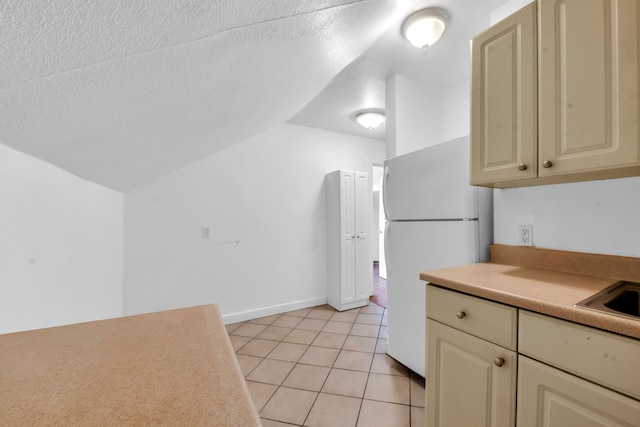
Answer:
[575, 281, 640, 321]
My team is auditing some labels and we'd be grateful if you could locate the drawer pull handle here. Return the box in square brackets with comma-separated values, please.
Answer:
[455, 311, 466, 319]
[493, 357, 505, 367]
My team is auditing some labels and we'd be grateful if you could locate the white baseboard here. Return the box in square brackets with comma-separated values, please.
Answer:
[221, 296, 328, 325]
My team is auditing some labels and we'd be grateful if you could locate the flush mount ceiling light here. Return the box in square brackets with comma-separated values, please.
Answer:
[355, 112, 386, 129]
[402, 8, 448, 49]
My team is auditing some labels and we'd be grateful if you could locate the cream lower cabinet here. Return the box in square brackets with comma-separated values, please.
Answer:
[517, 310, 640, 427]
[517, 356, 640, 427]
[426, 286, 640, 427]
[426, 285, 517, 427]
[427, 320, 517, 427]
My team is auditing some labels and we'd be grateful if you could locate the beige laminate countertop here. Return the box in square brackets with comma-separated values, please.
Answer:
[420, 245, 640, 340]
[0, 304, 261, 427]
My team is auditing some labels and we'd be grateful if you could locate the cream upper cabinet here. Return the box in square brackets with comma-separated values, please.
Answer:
[471, 0, 640, 188]
[538, 0, 640, 178]
[471, 2, 537, 185]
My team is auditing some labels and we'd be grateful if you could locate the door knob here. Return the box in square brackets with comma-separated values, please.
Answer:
[518, 163, 527, 171]
[543, 160, 553, 168]
[493, 357, 505, 367]
[455, 311, 466, 319]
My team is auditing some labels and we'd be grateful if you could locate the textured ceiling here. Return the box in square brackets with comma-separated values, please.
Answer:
[0, 0, 507, 191]
[289, 0, 509, 140]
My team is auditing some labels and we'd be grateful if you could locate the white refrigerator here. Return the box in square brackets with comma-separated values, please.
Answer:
[383, 136, 493, 377]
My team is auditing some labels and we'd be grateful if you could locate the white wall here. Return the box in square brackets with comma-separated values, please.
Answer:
[442, 80, 471, 141]
[494, 176, 640, 257]
[385, 74, 443, 158]
[491, 0, 534, 25]
[123, 123, 385, 323]
[0, 144, 123, 334]
[386, 75, 469, 156]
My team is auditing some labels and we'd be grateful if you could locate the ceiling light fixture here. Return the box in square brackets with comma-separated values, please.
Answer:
[355, 112, 386, 129]
[402, 8, 448, 49]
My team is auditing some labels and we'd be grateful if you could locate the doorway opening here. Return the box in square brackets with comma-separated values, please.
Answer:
[370, 164, 387, 308]
[370, 261, 387, 307]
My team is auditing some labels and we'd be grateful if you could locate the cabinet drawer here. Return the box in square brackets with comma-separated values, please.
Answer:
[519, 310, 640, 400]
[426, 285, 518, 350]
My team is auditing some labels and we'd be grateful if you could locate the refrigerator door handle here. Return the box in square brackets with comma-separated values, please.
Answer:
[384, 221, 391, 275]
[382, 165, 390, 220]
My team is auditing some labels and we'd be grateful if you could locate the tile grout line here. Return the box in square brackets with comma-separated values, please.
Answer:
[312, 305, 382, 426]
[254, 307, 340, 425]
[299, 306, 358, 427]
[229, 303, 421, 426]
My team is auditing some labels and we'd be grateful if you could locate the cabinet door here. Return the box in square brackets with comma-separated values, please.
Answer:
[427, 319, 516, 427]
[470, 2, 537, 185]
[517, 356, 640, 427]
[353, 171, 371, 301]
[339, 171, 356, 305]
[538, 0, 640, 177]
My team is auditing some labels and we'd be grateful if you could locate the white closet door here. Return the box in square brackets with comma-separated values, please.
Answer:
[339, 171, 356, 305]
[353, 171, 370, 301]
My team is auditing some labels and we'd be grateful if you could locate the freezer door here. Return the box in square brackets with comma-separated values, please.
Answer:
[383, 136, 479, 221]
[385, 220, 480, 377]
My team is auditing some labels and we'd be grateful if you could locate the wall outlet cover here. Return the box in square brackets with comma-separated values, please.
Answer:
[518, 224, 533, 246]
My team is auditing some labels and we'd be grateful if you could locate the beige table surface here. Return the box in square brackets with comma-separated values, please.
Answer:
[0, 304, 260, 426]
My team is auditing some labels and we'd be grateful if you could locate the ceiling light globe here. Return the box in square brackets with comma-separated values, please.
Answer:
[355, 112, 386, 129]
[403, 9, 447, 49]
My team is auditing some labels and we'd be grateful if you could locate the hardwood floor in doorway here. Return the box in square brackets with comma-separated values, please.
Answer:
[370, 261, 387, 308]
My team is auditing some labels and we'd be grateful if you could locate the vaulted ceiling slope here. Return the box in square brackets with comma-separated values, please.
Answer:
[0, 0, 412, 191]
[289, 0, 507, 141]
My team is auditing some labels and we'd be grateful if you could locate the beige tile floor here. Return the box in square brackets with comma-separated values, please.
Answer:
[225, 302, 426, 427]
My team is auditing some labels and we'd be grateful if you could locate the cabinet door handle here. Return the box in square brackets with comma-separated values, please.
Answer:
[493, 357, 505, 367]
[518, 163, 528, 171]
[542, 160, 553, 168]
[455, 311, 466, 319]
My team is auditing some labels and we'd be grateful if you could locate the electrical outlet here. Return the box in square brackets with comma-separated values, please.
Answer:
[518, 224, 533, 246]
[201, 226, 211, 239]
